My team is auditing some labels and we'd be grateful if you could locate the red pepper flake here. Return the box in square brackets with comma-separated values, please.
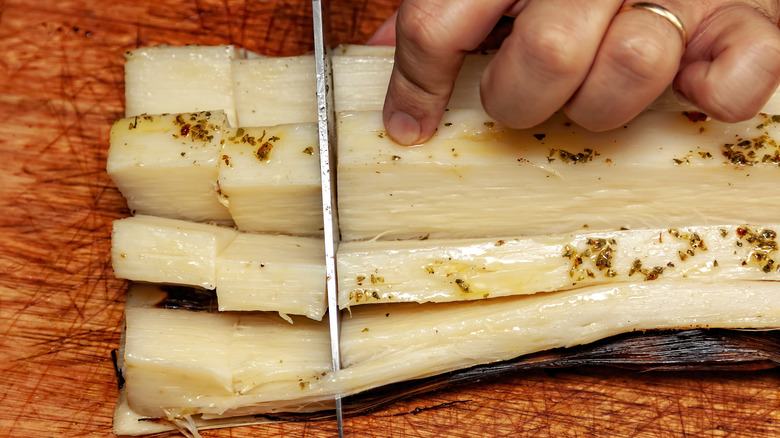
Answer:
[736, 227, 747, 237]
[255, 142, 274, 160]
[180, 124, 191, 136]
[683, 111, 708, 123]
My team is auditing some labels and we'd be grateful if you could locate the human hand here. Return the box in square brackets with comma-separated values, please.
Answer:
[368, 1, 780, 145]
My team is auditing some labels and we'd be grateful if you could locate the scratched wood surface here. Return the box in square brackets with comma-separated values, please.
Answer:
[0, 0, 778, 437]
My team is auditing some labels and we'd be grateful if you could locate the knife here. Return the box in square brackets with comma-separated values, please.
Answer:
[312, 0, 344, 436]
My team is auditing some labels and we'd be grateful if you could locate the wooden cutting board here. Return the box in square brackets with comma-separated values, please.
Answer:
[0, 0, 777, 436]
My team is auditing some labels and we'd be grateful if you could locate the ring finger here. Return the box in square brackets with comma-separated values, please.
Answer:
[565, 1, 697, 130]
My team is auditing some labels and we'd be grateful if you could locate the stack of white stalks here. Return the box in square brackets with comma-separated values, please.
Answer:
[108, 45, 780, 436]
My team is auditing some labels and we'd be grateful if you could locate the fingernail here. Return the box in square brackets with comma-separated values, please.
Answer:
[674, 89, 694, 108]
[386, 111, 422, 145]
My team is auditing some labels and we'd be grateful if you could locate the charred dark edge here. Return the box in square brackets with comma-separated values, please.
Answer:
[156, 285, 219, 312]
[251, 328, 780, 422]
[111, 349, 125, 390]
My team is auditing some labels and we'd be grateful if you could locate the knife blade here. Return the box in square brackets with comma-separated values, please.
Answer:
[311, 0, 344, 436]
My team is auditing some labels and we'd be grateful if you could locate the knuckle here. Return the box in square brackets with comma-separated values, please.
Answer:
[391, 72, 443, 113]
[518, 23, 585, 78]
[396, 2, 451, 52]
[605, 34, 669, 83]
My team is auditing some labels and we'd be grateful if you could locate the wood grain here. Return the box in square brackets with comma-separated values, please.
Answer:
[0, 0, 777, 437]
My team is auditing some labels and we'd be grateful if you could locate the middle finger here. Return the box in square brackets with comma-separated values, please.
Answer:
[480, 0, 624, 129]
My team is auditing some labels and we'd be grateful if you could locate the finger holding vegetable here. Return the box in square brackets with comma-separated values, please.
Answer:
[368, 0, 780, 145]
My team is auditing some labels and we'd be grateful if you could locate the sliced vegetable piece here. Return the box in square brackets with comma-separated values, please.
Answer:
[121, 278, 779, 419]
[232, 55, 316, 126]
[108, 110, 231, 222]
[111, 214, 238, 289]
[338, 109, 780, 240]
[218, 124, 322, 235]
[216, 233, 326, 320]
[124, 45, 241, 126]
[338, 224, 780, 307]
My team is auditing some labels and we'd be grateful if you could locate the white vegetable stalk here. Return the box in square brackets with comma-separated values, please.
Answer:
[124, 45, 241, 126]
[338, 109, 780, 241]
[111, 215, 238, 290]
[123, 307, 333, 418]
[217, 123, 323, 236]
[118, 278, 780, 422]
[108, 112, 323, 234]
[338, 224, 780, 307]
[216, 233, 326, 320]
[112, 215, 326, 318]
[108, 110, 232, 223]
[232, 55, 317, 126]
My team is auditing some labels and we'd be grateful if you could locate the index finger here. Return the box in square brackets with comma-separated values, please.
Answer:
[383, 0, 513, 145]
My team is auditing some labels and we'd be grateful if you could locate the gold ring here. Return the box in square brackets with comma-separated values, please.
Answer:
[619, 2, 688, 49]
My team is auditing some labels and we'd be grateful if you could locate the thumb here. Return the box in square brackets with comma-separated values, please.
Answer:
[382, 0, 513, 145]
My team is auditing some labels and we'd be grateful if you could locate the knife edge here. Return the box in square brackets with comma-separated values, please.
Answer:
[312, 0, 344, 435]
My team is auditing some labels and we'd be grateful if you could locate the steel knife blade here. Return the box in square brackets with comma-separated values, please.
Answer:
[311, 0, 344, 436]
